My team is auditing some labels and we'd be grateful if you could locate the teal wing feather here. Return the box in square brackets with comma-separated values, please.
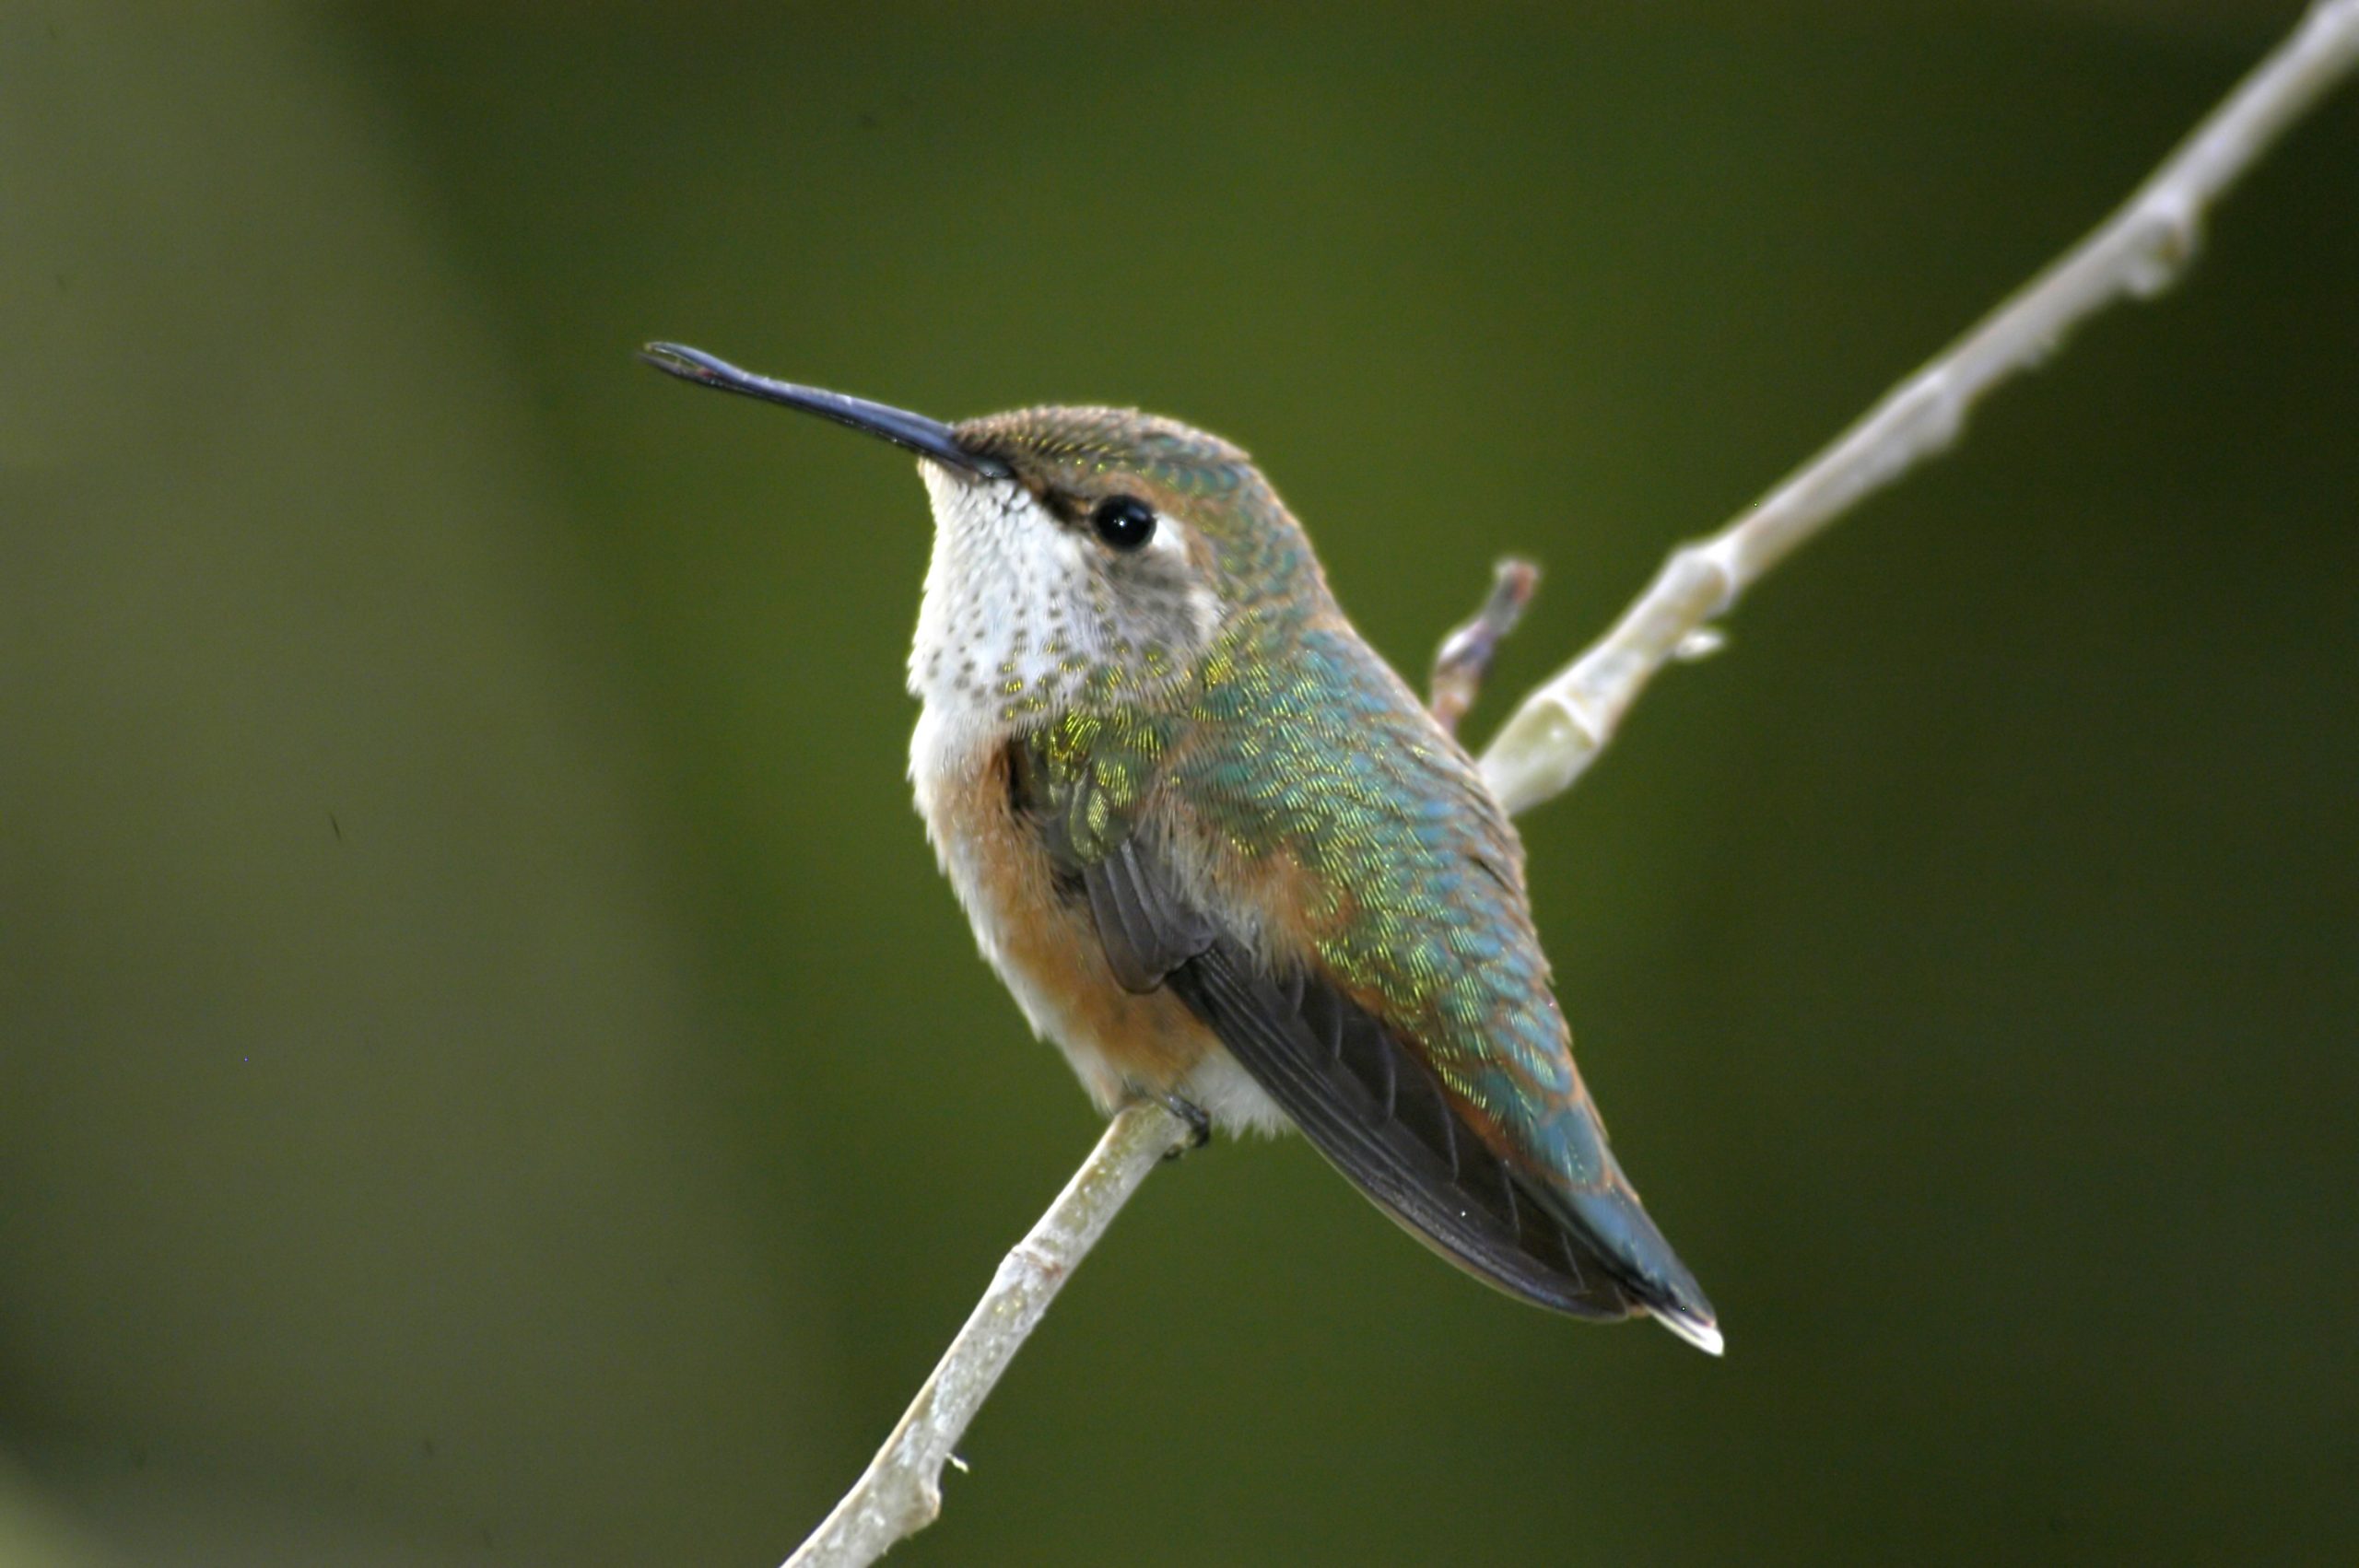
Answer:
[1024, 619, 1714, 1336]
[1173, 623, 1713, 1332]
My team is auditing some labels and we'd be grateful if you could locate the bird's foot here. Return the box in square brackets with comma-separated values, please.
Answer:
[1131, 1087, 1212, 1157]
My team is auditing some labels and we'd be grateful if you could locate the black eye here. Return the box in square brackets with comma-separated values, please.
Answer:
[1089, 494, 1156, 552]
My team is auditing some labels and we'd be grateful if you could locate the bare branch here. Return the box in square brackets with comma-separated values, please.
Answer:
[783, 1103, 1191, 1568]
[780, 8, 2359, 1563]
[1429, 558, 1542, 736]
[1478, 0, 2359, 815]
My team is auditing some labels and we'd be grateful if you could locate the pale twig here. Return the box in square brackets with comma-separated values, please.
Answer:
[1478, 0, 2359, 815]
[783, 1102, 1191, 1568]
[1429, 558, 1543, 736]
[780, 9, 2359, 1564]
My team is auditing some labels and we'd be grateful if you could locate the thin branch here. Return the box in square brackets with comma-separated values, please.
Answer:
[1429, 558, 1543, 736]
[1478, 0, 2359, 815]
[784, 1103, 1191, 1568]
[780, 8, 2359, 1563]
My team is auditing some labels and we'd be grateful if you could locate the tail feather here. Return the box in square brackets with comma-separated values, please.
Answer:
[1535, 1174, 1720, 1352]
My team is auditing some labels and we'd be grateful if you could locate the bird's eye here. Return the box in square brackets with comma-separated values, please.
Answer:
[1088, 495, 1156, 552]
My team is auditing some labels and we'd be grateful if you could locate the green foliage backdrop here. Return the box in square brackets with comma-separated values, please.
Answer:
[5, 5, 2354, 1564]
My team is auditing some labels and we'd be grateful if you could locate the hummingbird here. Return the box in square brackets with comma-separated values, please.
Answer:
[642, 343, 1720, 1354]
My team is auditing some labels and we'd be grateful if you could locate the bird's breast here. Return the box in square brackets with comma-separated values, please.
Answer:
[908, 702, 1288, 1133]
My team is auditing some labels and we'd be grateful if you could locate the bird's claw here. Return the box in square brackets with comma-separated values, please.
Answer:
[1133, 1088, 1211, 1157]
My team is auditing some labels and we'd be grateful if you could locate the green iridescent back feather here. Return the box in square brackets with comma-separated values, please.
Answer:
[1022, 605, 1622, 1199]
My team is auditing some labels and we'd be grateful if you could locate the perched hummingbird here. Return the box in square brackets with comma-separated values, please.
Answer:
[643, 343, 1720, 1354]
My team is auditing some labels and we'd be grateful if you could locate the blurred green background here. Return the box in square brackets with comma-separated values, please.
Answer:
[6, 3, 2356, 1564]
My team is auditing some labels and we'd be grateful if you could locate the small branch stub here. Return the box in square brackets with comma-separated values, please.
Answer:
[1430, 558, 1542, 736]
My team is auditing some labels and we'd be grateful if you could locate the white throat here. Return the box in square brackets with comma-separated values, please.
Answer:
[907, 463, 1124, 803]
[907, 465, 1091, 761]
[905, 462, 1220, 796]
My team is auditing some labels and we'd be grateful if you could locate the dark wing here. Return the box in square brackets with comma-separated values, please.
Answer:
[1086, 837, 1216, 994]
[1013, 736, 1218, 992]
[1082, 834, 1696, 1328]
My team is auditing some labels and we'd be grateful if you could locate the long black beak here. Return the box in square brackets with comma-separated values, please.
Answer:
[639, 342, 1011, 479]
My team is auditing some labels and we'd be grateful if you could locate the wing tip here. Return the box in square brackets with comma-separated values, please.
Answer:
[1651, 1305, 1724, 1357]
